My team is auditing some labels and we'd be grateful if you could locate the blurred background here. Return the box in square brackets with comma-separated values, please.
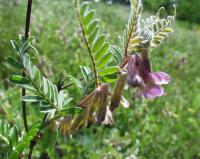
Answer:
[0, 0, 200, 158]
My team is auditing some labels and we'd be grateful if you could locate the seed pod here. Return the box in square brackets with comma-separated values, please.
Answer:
[96, 83, 109, 124]
[89, 87, 101, 115]
[110, 71, 128, 112]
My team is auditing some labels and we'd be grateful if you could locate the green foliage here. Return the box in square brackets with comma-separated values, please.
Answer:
[80, 66, 93, 83]
[98, 66, 119, 76]
[177, 0, 200, 23]
[122, 0, 143, 55]
[144, 0, 169, 11]
[0, 0, 199, 159]
[9, 38, 81, 118]
[68, 75, 83, 94]
[6, 57, 23, 69]
[110, 46, 123, 64]
[10, 75, 29, 84]
[76, 1, 119, 84]
[9, 121, 41, 159]
[0, 120, 40, 159]
[39, 127, 58, 152]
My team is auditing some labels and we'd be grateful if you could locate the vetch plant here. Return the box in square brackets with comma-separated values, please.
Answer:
[0, 0, 176, 158]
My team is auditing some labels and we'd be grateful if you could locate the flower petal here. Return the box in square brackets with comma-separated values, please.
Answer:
[147, 72, 171, 85]
[102, 107, 114, 126]
[136, 55, 150, 80]
[142, 85, 165, 99]
[141, 49, 152, 72]
[127, 55, 142, 87]
[127, 55, 137, 79]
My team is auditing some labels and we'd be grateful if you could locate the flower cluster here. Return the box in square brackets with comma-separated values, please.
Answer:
[127, 49, 171, 99]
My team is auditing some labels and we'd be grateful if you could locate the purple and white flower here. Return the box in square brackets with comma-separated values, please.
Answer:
[127, 54, 171, 99]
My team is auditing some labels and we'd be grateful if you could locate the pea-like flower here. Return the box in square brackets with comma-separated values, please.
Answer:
[127, 54, 171, 99]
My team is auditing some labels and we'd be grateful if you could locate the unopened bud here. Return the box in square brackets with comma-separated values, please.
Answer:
[50, 120, 59, 131]
[110, 72, 127, 112]
[127, 55, 141, 87]
[71, 109, 89, 131]
[60, 115, 73, 135]
[96, 83, 109, 124]
[89, 87, 101, 115]
[103, 107, 114, 126]
[87, 115, 96, 126]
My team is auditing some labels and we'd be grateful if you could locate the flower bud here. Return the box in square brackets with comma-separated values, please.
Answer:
[135, 54, 149, 80]
[49, 120, 59, 131]
[103, 107, 114, 125]
[110, 71, 127, 112]
[89, 87, 101, 115]
[72, 87, 101, 130]
[60, 115, 73, 134]
[127, 55, 141, 87]
[87, 115, 96, 126]
[71, 109, 89, 131]
[96, 83, 109, 124]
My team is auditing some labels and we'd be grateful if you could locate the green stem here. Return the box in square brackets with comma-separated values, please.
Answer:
[22, 0, 33, 133]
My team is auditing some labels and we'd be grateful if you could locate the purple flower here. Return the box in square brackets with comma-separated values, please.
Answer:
[127, 54, 171, 99]
[127, 55, 142, 87]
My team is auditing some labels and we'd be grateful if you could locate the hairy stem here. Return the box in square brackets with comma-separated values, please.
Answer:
[123, 1, 141, 58]
[22, 0, 32, 133]
[124, 23, 135, 58]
